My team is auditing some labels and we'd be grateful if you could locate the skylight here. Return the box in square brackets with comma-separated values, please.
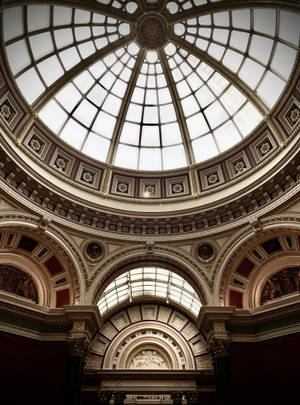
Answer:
[3, 3, 300, 171]
[98, 267, 202, 316]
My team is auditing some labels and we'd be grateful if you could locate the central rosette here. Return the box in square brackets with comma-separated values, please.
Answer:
[137, 13, 168, 49]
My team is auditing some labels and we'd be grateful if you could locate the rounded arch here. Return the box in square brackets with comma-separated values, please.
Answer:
[86, 303, 210, 371]
[0, 211, 88, 306]
[86, 243, 213, 309]
[213, 215, 300, 307]
[102, 322, 194, 370]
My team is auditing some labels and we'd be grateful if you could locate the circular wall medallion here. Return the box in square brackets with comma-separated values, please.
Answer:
[86, 242, 103, 260]
[137, 13, 168, 49]
[197, 243, 214, 261]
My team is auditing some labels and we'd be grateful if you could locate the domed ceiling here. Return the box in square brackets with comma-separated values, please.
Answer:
[3, 1, 299, 172]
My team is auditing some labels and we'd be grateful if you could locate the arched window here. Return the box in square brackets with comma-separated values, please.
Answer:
[98, 266, 202, 316]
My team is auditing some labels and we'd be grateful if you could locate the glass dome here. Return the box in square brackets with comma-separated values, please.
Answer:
[3, 2, 300, 171]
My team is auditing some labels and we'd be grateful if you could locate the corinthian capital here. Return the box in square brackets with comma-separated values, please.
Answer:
[67, 337, 89, 359]
[208, 338, 231, 359]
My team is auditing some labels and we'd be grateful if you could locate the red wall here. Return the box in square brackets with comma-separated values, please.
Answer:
[2, 330, 299, 404]
[0, 331, 68, 405]
[230, 332, 300, 405]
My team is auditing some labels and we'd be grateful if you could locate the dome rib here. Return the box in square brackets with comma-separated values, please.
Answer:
[171, 33, 269, 116]
[33, 36, 134, 112]
[167, 0, 300, 23]
[3, 1, 299, 172]
[159, 48, 196, 166]
[107, 48, 146, 165]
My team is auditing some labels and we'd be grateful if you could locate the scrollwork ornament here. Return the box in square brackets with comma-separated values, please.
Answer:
[208, 338, 231, 359]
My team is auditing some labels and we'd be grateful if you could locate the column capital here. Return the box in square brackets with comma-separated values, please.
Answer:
[208, 338, 231, 359]
[67, 336, 89, 359]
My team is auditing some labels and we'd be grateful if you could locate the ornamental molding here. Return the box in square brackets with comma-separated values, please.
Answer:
[0, 56, 299, 203]
[230, 301, 300, 328]
[100, 319, 198, 371]
[0, 136, 299, 241]
[0, 295, 102, 341]
[0, 296, 72, 337]
[198, 300, 300, 342]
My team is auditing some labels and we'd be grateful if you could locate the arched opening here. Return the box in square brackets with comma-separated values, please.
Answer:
[97, 265, 202, 317]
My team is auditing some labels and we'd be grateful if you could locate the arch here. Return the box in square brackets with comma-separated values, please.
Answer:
[98, 265, 202, 317]
[103, 323, 193, 370]
[87, 243, 213, 309]
[86, 303, 210, 371]
[0, 211, 88, 306]
[213, 214, 300, 307]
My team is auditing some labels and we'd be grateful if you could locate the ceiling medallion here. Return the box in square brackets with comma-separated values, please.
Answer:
[137, 13, 168, 49]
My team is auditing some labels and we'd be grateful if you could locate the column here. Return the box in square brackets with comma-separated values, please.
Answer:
[64, 337, 89, 405]
[209, 338, 234, 405]
[171, 392, 183, 405]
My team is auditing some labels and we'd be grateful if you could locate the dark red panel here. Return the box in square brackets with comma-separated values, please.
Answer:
[56, 288, 70, 307]
[44, 256, 64, 276]
[0, 331, 68, 405]
[236, 257, 255, 277]
[230, 333, 300, 405]
[230, 289, 243, 308]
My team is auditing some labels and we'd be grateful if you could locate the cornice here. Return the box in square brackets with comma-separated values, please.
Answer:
[0, 143, 299, 241]
[197, 299, 300, 341]
[0, 295, 72, 336]
[0, 293, 102, 340]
